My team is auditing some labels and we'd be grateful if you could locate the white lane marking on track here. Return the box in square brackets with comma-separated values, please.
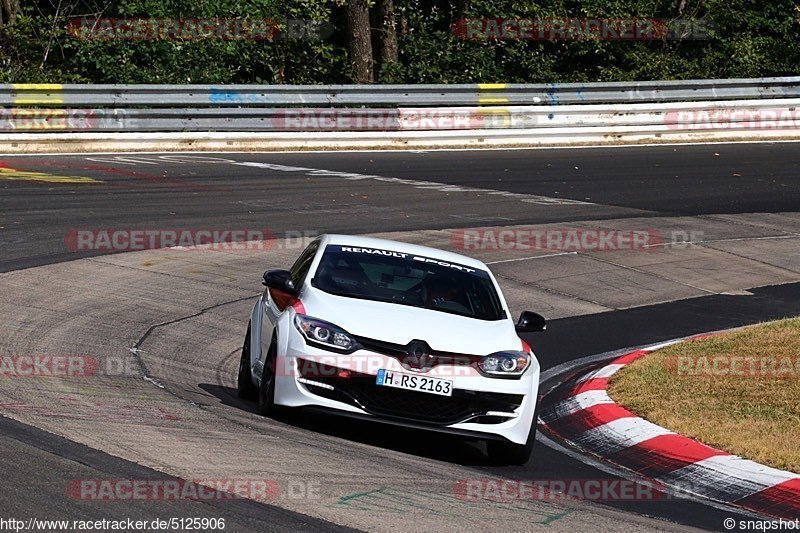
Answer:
[85, 156, 162, 165]
[486, 251, 577, 264]
[78, 154, 595, 205]
[230, 160, 594, 206]
[85, 155, 238, 165]
[156, 155, 237, 164]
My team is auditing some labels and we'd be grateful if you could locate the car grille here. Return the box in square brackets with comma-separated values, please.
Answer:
[353, 335, 478, 360]
[297, 359, 523, 426]
[352, 335, 481, 371]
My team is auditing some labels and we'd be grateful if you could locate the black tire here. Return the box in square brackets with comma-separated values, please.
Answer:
[486, 408, 538, 466]
[257, 340, 280, 416]
[237, 323, 258, 400]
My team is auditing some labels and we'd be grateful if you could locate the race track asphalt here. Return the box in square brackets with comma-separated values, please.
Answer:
[1, 142, 799, 531]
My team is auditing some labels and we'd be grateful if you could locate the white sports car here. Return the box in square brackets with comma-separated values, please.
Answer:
[238, 234, 545, 464]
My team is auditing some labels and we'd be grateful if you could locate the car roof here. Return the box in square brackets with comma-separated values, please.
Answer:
[319, 234, 489, 271]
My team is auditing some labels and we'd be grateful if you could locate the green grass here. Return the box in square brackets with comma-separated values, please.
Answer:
[608, 318, 800, 473]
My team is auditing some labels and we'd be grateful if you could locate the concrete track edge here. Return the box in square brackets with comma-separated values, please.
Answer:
[3, 129, 800, 154]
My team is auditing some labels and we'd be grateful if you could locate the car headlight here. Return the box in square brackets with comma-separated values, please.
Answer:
[293, 315, 358, 352]
[478, 351, 530, 377]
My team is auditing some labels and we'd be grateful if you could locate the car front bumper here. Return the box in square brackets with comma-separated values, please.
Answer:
[273, 329, 540, 444]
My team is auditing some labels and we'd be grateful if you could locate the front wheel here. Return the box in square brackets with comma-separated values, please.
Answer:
[257, 341, 280, 416]
[237, 323, 257, 400]
[486, 411, 537, 465]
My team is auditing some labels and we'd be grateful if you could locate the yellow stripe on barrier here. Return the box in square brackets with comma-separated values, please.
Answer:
[12, 84, 64, 90]
[478, 97, 509, 104]
[0, 167, 100, 184]
[12, 83, 64, 105]
[477, 83, 507, 105]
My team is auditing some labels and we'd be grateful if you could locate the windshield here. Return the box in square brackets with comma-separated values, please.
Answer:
[311, 245, 505, 321]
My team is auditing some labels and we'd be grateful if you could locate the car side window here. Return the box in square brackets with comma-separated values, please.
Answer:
[290, 241, 319, 288]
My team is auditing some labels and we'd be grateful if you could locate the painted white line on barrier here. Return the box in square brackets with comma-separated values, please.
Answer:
[1, 127, 800, 155]
[3, 139, 800, 157]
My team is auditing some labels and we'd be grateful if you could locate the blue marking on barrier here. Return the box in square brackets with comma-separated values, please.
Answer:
[210, 88, 240, 103]
[209, 88, 269, 104]
[546, 83, 558, 105]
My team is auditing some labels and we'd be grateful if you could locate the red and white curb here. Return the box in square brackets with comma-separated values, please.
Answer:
[539, 337, 800, 519]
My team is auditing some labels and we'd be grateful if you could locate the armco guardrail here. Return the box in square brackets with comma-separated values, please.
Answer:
[3, 99, 800, 132]
[2, 77, 800, 108]
[1, 77, 799, 151]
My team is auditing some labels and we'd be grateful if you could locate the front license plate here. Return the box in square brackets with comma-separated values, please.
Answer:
[375, 369, 453, 397]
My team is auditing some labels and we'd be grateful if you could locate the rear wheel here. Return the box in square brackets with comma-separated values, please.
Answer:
[237, 323, 257, 400]
[257, 340, 281, 416]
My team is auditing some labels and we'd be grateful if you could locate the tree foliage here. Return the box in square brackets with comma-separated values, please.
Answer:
[0, 0, 798, 83]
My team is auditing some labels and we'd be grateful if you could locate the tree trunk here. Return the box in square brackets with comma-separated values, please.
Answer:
[377, 0, 398, 70]
[346, 0, 373, 83]
[455, 0, 469, 20]
[1, 0, 21, 27]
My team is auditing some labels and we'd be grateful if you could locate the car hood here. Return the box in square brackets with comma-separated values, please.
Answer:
[300, 288, 521, 355]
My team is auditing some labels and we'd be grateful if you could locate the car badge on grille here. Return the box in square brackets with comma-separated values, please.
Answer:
[403, 340, 434, 372]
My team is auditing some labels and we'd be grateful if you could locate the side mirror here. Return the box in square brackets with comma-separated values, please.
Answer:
[262, 269, 297, 296]
[515, 311, 546, 333]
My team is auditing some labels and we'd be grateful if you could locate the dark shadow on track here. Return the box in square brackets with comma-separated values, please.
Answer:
[199, 383, 491, 466]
